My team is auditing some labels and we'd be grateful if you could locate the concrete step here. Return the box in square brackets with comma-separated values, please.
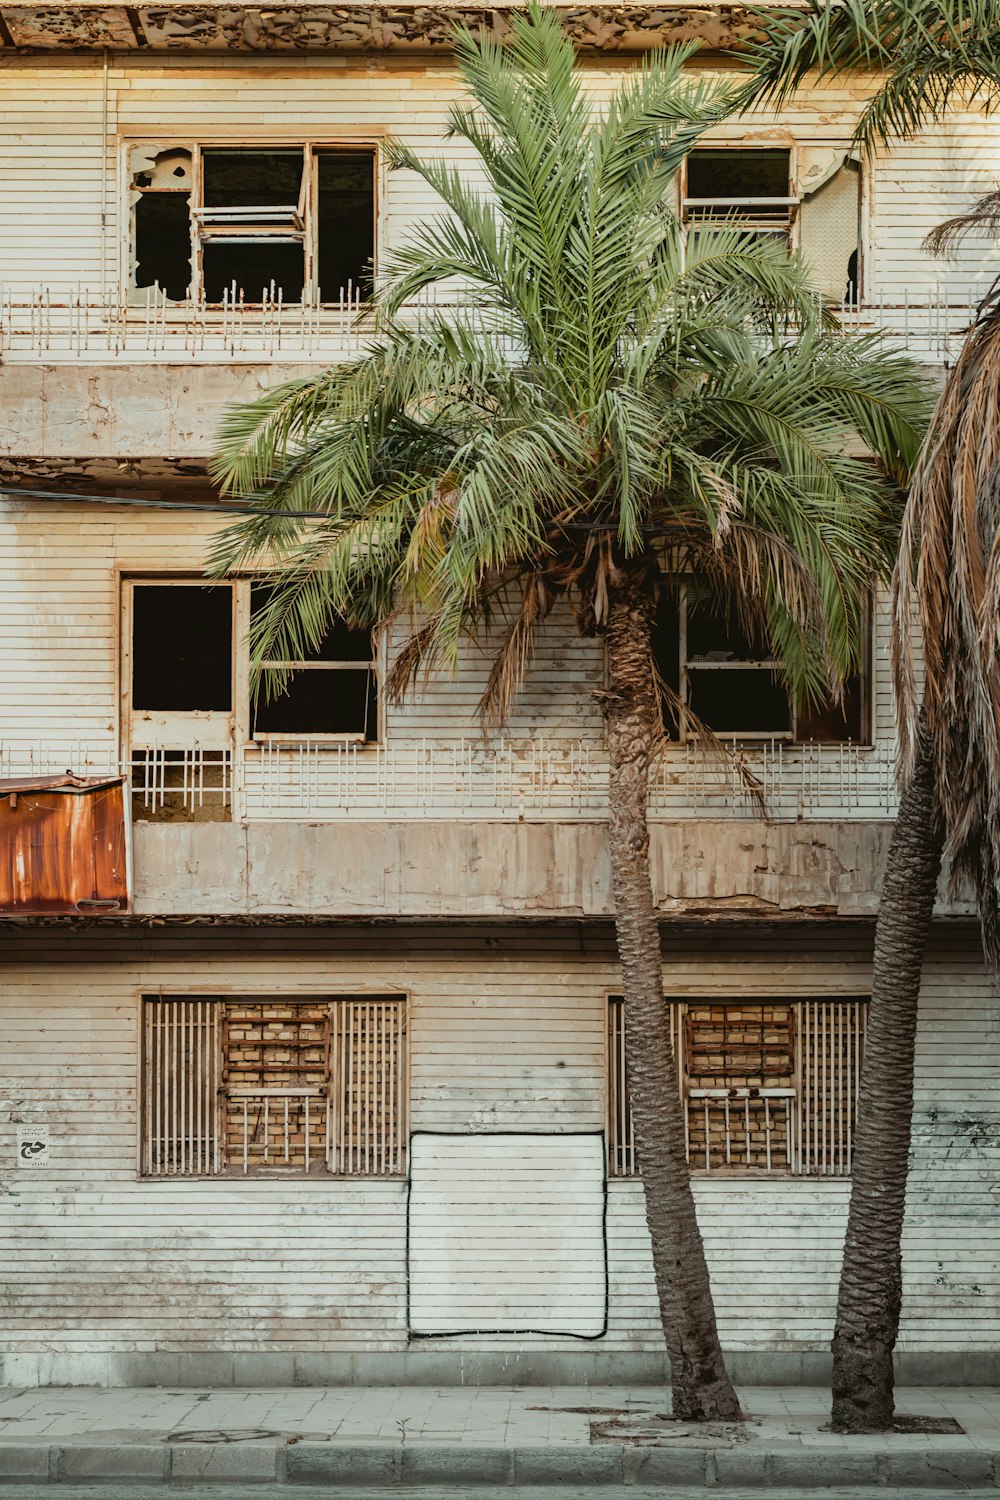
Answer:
[1, 1438, 998, 1488]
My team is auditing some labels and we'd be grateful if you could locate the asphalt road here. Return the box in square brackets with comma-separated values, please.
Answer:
[0, 1488, 988, 1499]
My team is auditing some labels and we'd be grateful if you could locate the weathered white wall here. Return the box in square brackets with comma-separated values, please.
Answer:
[0, 923, 996, 1383]
[0, 496, 903, 833]
[0, 54, 994, 364]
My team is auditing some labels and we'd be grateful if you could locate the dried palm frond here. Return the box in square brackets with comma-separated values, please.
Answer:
[893, 281, 1000, 973]
[924, 187, 1000, 257]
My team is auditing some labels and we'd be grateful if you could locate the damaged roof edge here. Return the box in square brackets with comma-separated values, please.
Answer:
[0, 1, 804, 54]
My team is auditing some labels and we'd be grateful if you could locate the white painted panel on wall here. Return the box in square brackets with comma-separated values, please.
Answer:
[407, 1132, 607, 1338]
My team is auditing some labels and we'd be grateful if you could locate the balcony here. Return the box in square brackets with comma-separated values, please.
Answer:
[0, 284, 990, 369]
[0, 734, 933, 920]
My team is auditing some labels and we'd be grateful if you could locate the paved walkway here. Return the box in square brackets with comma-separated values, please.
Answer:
[0, 1385, 998, 1487]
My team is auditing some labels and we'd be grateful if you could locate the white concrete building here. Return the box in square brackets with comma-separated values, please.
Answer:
[0, 1, 998, 1388]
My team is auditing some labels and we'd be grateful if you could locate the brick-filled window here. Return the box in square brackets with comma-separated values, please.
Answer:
[607, 996, 867, 1178]
[141, 995, 407, 1177]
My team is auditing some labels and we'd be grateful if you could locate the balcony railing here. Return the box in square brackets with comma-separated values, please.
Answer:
[0, 735, 899, 820]
[0, 282, 992, 364]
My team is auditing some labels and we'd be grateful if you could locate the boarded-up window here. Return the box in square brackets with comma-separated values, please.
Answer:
[141, 995, 406, 1177]
[607, 996, 867, 1178]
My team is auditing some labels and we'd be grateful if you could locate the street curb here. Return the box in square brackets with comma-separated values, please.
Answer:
[1, 1440, 999, 1487]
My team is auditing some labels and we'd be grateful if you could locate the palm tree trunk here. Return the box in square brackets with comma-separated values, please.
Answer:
[603, 568, 741, 1423]
[831, 717, 942, 1432]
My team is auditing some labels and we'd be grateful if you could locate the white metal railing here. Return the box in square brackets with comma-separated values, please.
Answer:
[142, 996, 221, 1176]
[129, 747, 232, 813]
[607, 998, 868, 1177]
[0, 282, 992, 364]
[328, 999, 407, 1175]
[229, 1086, 327, 1175]
[0, 736, 899, 819]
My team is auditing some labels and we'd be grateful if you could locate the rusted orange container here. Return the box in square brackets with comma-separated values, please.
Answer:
[0, 774, 130, 914]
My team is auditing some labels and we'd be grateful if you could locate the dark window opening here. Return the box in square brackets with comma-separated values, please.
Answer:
[202, 241, 305, 304]
[202, 149, 304, 208]
[250, 585, 377, 738]
[652, 590, 867, 743]
[132, 148, 194, 302]
[684, 148, 793, 249]
[686, 149, 790, 201]
[135, 193, 191, 301]
[317, 152, 376, 302]
[688, 668, 792, 736]
[132, 585, 232, 712]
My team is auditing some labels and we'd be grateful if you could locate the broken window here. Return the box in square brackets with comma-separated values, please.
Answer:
[132, 147, 194, 301]
[129, 143, 375, 305]
[684, 148, 795, 247]
[682, 146, 862, 303]
[651, 585, 869, 743]
[607, 996, 867, 1177]
[798, 148, 862, 303]
[140, 995, 408, 1177]
[250, 585, 378, 740]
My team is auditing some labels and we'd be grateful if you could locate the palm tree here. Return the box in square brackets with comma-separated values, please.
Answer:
[209, 4, 929, 1422]
[739, 0, 1000, 1431]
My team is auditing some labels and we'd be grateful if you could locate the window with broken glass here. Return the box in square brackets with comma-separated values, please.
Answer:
[681, 146, 862, 304]
[124, 579, 379, 822]
[651, 584, 870, 744]
[606, 996, 868, 1178]
[129, 143, 376, 305]
[141, 995, 408, 1177]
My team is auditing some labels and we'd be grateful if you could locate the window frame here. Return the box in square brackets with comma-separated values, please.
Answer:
[605, 992, 869, 1180]
[655, 579, 873, 746]
[680, 145, 799, 250]
[121, 575, 383, 760]
[138, 989, 410, 1181]
[125, 137, 380, 307]
[679, 140, 865, 303]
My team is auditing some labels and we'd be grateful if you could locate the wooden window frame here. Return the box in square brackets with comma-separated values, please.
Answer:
[656, 580, 873, 746]
[126, 139, 379, 307]
[121, 576, 383, 765]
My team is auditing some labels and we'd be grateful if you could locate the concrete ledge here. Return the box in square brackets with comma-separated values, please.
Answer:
[512, 1445, 624, 1485]
[0, 1448, 49, 1481]
[53, 1446, 168, 1483]
[286, 1443, 398, 1486]
[6, 1348, 1000, 1389]
[879, 1449, 998, 1489]
[0, 1440, 998, 1487]
[168, 1443, 280, 1483]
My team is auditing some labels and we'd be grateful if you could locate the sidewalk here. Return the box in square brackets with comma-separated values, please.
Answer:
[0, 1383, 998, 1487]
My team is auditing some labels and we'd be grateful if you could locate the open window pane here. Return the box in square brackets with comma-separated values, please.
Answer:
[687, 149, 789, 200]
[250, 585, 377, 737]
[132, 585, 232, 712]
[798, 673, 864, 742]
[253, 668, 376, 736]
[317, 152, 376, 301]
[684, 149, 793, 248]
[687, 667, 792, 736]
[202, 241, 305, 303]
[202, 149, 304, 208]
[687, 603, 772, 664]
[135, 194, 191, 300]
